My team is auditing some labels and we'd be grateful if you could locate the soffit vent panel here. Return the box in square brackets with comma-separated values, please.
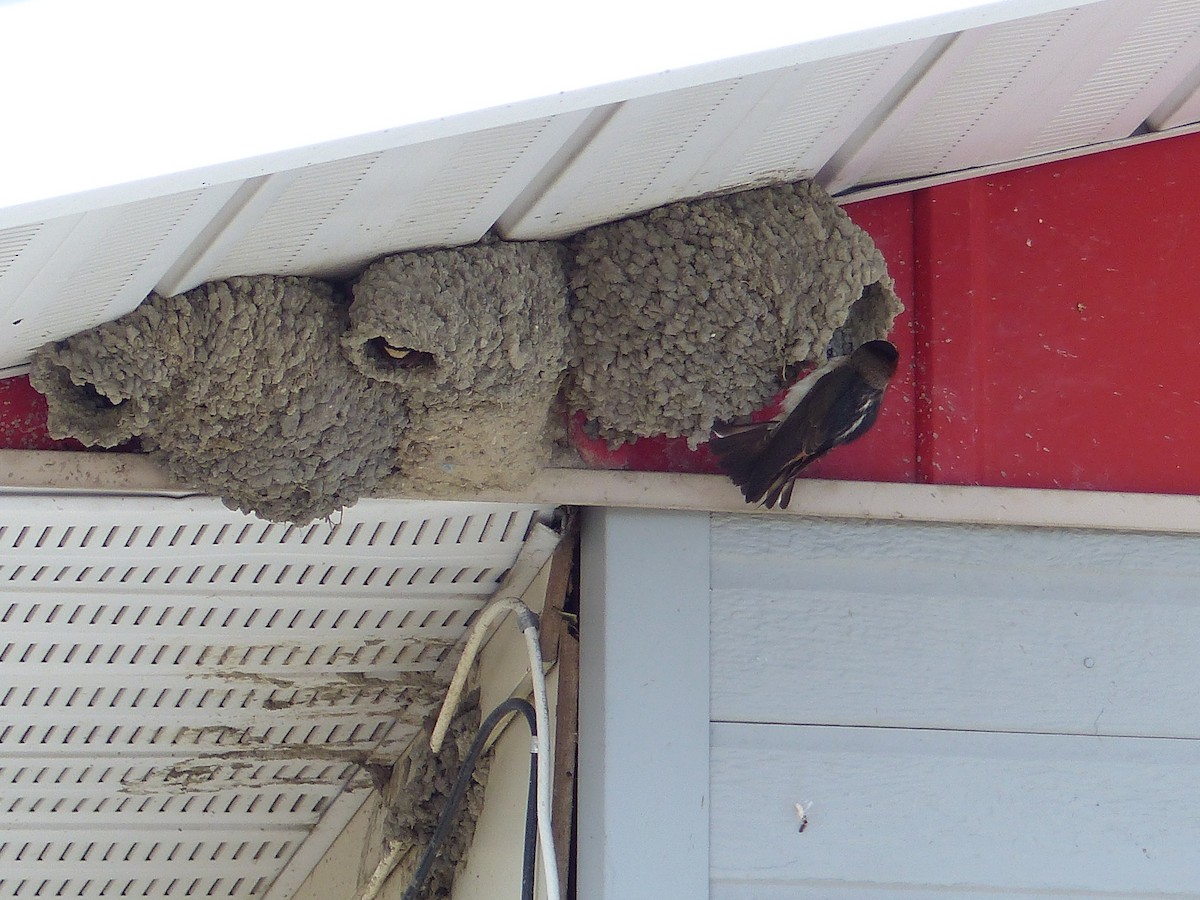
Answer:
[0, 2, 1199, 376]
[191, 152, 384, 283]
[0, 495, 554, 900]
[502, 41, 938, 240]
[708, 42, 937, 195]
[0, 225, 42, 281]
[177, 113, 589, 290]
[846, 0, 1200, 188]
[1026, 0, 1200, 154]
[500, 76, 767, 239]
[0, 186, 242, 377]
[858, 6, 1089, 186]
[920, 1, 1154, 174]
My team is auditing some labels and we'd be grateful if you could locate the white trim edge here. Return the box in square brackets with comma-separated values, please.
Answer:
[2, 450, 1199, 535]
[262, 774, 375, 900]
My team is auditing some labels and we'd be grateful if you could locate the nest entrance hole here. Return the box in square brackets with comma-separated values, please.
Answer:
[75, 382, 123, 411]
[368, 338, 437, 371]
[823, 279, 895, 360]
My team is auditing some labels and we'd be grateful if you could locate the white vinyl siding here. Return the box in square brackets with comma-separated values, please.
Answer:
[580, 509, 1200, 899]
[711, 515, 1200, 896]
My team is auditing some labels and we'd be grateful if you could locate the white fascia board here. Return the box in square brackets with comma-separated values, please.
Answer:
[0, 0, 1106, 224]
[3, 450, 1200, 537]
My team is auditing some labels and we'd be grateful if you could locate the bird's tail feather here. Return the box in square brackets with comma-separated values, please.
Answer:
[708, 422, 774, 502]
[762, 457, 812, 509]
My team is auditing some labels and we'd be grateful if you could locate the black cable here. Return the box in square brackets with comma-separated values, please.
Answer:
[520, 740, 538, 898]
[402, 697, 539, 900]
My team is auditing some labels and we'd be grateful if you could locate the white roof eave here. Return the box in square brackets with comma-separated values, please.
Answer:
[0, 0, 1105, 222]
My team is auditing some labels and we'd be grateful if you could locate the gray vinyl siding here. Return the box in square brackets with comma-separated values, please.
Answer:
[580, 509, 1200, 899]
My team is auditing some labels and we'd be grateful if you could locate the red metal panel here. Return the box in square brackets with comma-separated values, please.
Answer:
[913, 179, 990, 485]
[0, 376, 81, 451]
[918, 132, 1200, 493]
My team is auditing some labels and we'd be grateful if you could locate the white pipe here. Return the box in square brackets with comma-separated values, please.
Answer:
[357, 840, 405, 900]
[519, 613, 559, 900]
[355, 523, 562, 900]
[430, 522, 560, 753]
[427, 597, 561, 900]
[428, 523, 563, 900]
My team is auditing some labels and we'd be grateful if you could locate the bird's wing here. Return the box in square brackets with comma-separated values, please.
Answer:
[820, 372, 885, 447]
[749, 366, 885, 506]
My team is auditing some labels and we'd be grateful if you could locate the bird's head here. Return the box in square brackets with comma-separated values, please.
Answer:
[853, 340, 900, 388]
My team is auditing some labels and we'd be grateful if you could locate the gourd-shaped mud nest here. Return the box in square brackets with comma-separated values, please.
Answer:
[567, 180, 902, 447]
[341, 241, 570, 497]
[29, 276, 411, 522]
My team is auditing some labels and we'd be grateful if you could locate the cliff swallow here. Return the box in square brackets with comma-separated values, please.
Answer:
[709, 340, 899, 510]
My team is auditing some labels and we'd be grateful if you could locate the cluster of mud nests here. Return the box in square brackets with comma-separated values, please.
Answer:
[31, 179, 902, 522]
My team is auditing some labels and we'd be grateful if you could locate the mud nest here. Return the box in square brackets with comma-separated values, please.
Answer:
[29, 177, 903, 516]
[385, 701, 492, 899]
[29, 276, 410, 522]
[342, 241, 570, 495]
[567, 180, 903, 447]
